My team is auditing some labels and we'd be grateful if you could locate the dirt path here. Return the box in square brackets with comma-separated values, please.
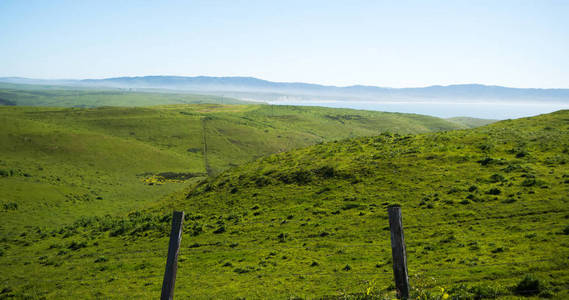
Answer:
[201, 117, 213, 177]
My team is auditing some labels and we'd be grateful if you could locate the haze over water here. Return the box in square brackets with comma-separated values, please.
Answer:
[268, 100, 569, 119]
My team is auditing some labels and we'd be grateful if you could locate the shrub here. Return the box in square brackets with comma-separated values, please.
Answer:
[213, 225, 226, 234]
[486, 188, 501, 195]
[277, 170, 312, 185]
[447, 187, 461, 194]
[109, 221, 131, 237]
[478, 157, 494, 166]
[489, 173, 506, 183]
[521, 178, 537, 187]
[491, 247, 504, 253]
[254, 176, 271, 187]
[0, 287, 13, 296]
[233, 267, 255, 274]
[513, 274, 543, 296]
[313, 165, 336, 178]
[2, 202, 18, 211]
[67, 240, 87, 251]
[94, 256, 108, 263]
[502, 164, 522, 173]
[277, 232, 288, 242]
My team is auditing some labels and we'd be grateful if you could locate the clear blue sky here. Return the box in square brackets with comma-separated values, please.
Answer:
[1, 0, 568, 88]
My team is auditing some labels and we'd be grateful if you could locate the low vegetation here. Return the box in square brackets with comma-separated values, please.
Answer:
[0, 103, 470, 238]
[0, 107, 567, 298]
[0, 83, 250, 107]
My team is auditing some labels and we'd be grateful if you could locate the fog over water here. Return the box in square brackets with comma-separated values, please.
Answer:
[267, 100, 569, 120]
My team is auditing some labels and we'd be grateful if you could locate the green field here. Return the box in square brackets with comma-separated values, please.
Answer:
[0, 101, 566, 298]
[0, 103, 468, 238]
[0, 83, 250, 107]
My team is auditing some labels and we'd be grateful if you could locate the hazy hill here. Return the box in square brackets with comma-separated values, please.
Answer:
[2, 76, 568, 103]
[1, 109, 567, 298]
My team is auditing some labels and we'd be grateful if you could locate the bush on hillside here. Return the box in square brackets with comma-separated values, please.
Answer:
[277, 170, 312, 185]
[489, 173, 506, 183]
[313, 165, 336, 178]
[2, 202, 18, 211]
[486, 188, 501, 195]
[513, 274, 545, 296]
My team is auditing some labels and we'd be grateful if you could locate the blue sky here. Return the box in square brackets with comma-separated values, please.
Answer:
[1, 0, 568, 88]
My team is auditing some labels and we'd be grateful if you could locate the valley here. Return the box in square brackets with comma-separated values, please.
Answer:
[1, 97, 567, 298]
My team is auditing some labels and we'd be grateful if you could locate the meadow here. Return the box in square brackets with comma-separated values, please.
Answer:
[0, 101, 470, 240]
[0, 100, 566, 298]
[0, 83, 252, 107]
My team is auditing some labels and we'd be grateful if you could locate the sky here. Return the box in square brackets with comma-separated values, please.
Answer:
[1, 0, 568, 88]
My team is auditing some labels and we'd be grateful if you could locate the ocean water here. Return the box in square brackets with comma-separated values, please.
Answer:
[268, 100, 569, 120]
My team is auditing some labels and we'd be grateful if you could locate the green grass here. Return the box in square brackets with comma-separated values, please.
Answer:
[1, 107, 567, 298]
[447, 116, 497, 128]
[0, 83, 250, 107]
[0, 104, 465, 237]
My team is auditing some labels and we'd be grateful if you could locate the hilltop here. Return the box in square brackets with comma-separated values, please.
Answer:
[0, 110, 567, 298]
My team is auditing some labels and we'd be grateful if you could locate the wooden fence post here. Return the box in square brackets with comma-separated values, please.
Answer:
[388, 206, 410, 299]
[161, 211, 184, 300]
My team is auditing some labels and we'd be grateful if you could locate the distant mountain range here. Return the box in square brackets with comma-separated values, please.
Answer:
[1, 76, 568, 103]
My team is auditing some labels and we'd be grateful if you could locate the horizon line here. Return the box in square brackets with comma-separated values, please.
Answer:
[1, 75, 569, 90]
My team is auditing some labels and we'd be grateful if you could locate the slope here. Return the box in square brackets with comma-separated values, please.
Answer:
[0, 83, 250, 107]
[447, 116, 498, 128]
[0, 104, 466, 237]
[1, 110, 567, 298]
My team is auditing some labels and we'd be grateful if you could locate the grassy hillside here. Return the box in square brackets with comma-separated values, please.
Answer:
[447, 116, 497, 128]
[1, 109, 567, 299]
[0, 104, 465, 237]
[0, 83, 250, 107]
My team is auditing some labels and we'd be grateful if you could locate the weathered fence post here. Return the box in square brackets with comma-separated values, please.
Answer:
[161, 211, 184, 300]
[388, 206, 409, 299]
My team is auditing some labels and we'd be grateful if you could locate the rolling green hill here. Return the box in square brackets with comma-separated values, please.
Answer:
[1, 109, 567, 299]
[447, 116, 497, 128]
[0, 83, 250, 107]
[0, 104, 467, 237]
